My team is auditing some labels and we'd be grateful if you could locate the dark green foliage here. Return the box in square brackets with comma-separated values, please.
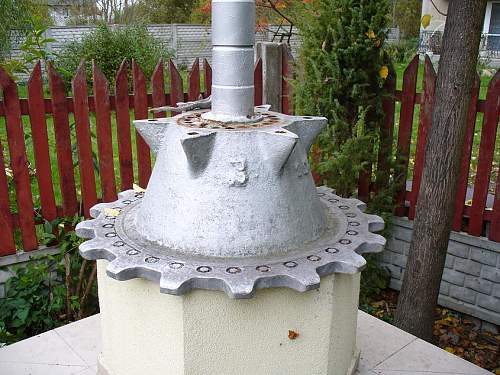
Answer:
[295, 0, 392, 197]
[0, 216, 98, 345]
[359, 255, 390, 306]
[55, 24, 172, 89]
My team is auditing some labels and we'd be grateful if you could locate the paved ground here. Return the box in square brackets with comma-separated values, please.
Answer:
[0, 311, 492, 375]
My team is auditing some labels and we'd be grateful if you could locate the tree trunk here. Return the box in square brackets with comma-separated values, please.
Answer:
[394, 0, 487, 340]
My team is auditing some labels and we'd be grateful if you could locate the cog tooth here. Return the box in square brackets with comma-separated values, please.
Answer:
[350, 198, 367, 212]
[257, 129, 298, 174]
[224, 279, 256, 299]
[284, 116, 327, 153]
[180, 131, 216, 175]
[366, 214, 385, 232]
[79, 239, 115, 261]
[106, 260, 139, 281]
[90, 202, 119, 218]
[318, 252, 366, 275]
[134, 119, 170, 154]
[75, 219, 98, 239]
[357, 233, 387, 254]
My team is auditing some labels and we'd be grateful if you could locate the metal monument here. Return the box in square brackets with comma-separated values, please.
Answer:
[76, 0, 385, 299]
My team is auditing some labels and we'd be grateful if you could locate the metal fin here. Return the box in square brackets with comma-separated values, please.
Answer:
[133, 119, 170, 154]
[180, 131, 216, 175]
[285, 116, 327, 153]
[258, 129, 298, 174]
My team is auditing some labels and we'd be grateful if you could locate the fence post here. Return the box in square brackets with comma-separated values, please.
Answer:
[255, 42, 282, 112]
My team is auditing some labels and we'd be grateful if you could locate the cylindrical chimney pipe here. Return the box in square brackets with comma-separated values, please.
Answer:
[207, 0, 256, 122]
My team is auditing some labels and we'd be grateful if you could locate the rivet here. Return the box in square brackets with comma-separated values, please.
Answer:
[325, 247, 339, 254]
[105, 232, 117, 238]
[113, 241, 125, 247]
[169, 262, 184, 269]
[126, 249, 140, 256]
[197, 266, 212, 273]
[256, 265, 270, 272]
[122, 200, 132, 205]
[346, 213, 356, 218]
[328, 198, 339, 203]
[102, 223, 114, 228]
[339, 205, 349, 210]
[226, 267, 241, 274]
[347, 230, 359, 236]
[340, 239, 352, 245]
[145, 256, 160, 264]
[284, 261, 298, 268]
[307, 255, 321, 261]
[349, 221, 360, 226]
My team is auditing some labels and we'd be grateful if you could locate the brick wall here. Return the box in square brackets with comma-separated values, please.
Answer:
[379, 217, 500, 325]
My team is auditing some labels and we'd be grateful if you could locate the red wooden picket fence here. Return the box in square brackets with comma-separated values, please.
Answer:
[0, 54, 499, 257]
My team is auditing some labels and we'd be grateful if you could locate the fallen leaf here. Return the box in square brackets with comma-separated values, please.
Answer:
[104, 208, 121, 217]
[421, 14, 432, 29]
[288, 330, 299, 340]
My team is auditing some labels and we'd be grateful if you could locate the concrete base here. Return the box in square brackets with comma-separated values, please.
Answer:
[96, 260, 361, 375]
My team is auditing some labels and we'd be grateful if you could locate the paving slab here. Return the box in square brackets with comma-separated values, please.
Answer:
[0, 311, 494, 375]
[55, 314, 101, 367]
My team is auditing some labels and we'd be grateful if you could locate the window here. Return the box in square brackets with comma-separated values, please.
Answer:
[485, 2, 500, 51]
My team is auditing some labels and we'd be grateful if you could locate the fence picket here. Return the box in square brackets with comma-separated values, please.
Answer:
[469, 71, 500, 236]
[491, 166, 500, 241]
[132, 60, 152, 188]
[394, 55, 419, 217]
[204, 59, 212, 97]
[114, 60, 134, 191]
[188, 58, 201, 102]
[48, 63, 78, 217]
[27, 62, 57, 221]
[93, 62, 117, 202]
[408, 56, 436, 220]
[376, 65, 397, 192]
[0, 67, 38, 250]
[169, 59, 184, 110]
[0, 138, 16, 255]
[72, 62, 98, 218]
[452, 75, 480, 232]
[254, 58, 263, 106]
[151, 60, 167, 119]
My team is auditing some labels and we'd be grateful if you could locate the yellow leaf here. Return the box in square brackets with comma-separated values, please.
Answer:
[133, 184, 146, 193]
[104, 208, 121, 217]
[379, 65, 389, 80]
[365, 29, 376, 39]
[444, 347, 455, 354]
[421, 14, 432, 29]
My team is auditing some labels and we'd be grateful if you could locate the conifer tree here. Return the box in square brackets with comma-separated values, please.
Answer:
[295, 0, 391, 198]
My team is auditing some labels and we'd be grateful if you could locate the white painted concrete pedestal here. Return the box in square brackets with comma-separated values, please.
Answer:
[96, 260, 361, 375]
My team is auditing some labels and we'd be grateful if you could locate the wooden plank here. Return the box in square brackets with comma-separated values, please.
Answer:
[132, 60, 152, 188]
[48, 62, 78, 217]
[469, 70, 500, 236]
[72, 61, 98, 218]
[0, 67, 38, 250]
[408, 56, 436, 220]
[93, 61, 117, 202]
[27, 62, 57, 221]
[490, 165, 500, 242]
[188, 58, 201, 102]
[204, 59, 212, 97]
[169, 59, 184, 109]
[394, 55, 419, 217]
[452, 75, 480, 232]
[151, 60, 167, 118]
[0, 138, 16, 255]
[376, 65, 397, 193]
[281, 44, 293, 115]
[254, 58, 263, 107]
[114, 60, 134, 191]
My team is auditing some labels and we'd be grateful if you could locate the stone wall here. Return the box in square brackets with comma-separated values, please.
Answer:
[379, 217, 500, 325]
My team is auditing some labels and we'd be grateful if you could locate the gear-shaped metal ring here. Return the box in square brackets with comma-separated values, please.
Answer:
[76, 186, 386, 298]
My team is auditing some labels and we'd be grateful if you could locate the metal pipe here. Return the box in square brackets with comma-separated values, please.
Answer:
[205, 0, 256, 122]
